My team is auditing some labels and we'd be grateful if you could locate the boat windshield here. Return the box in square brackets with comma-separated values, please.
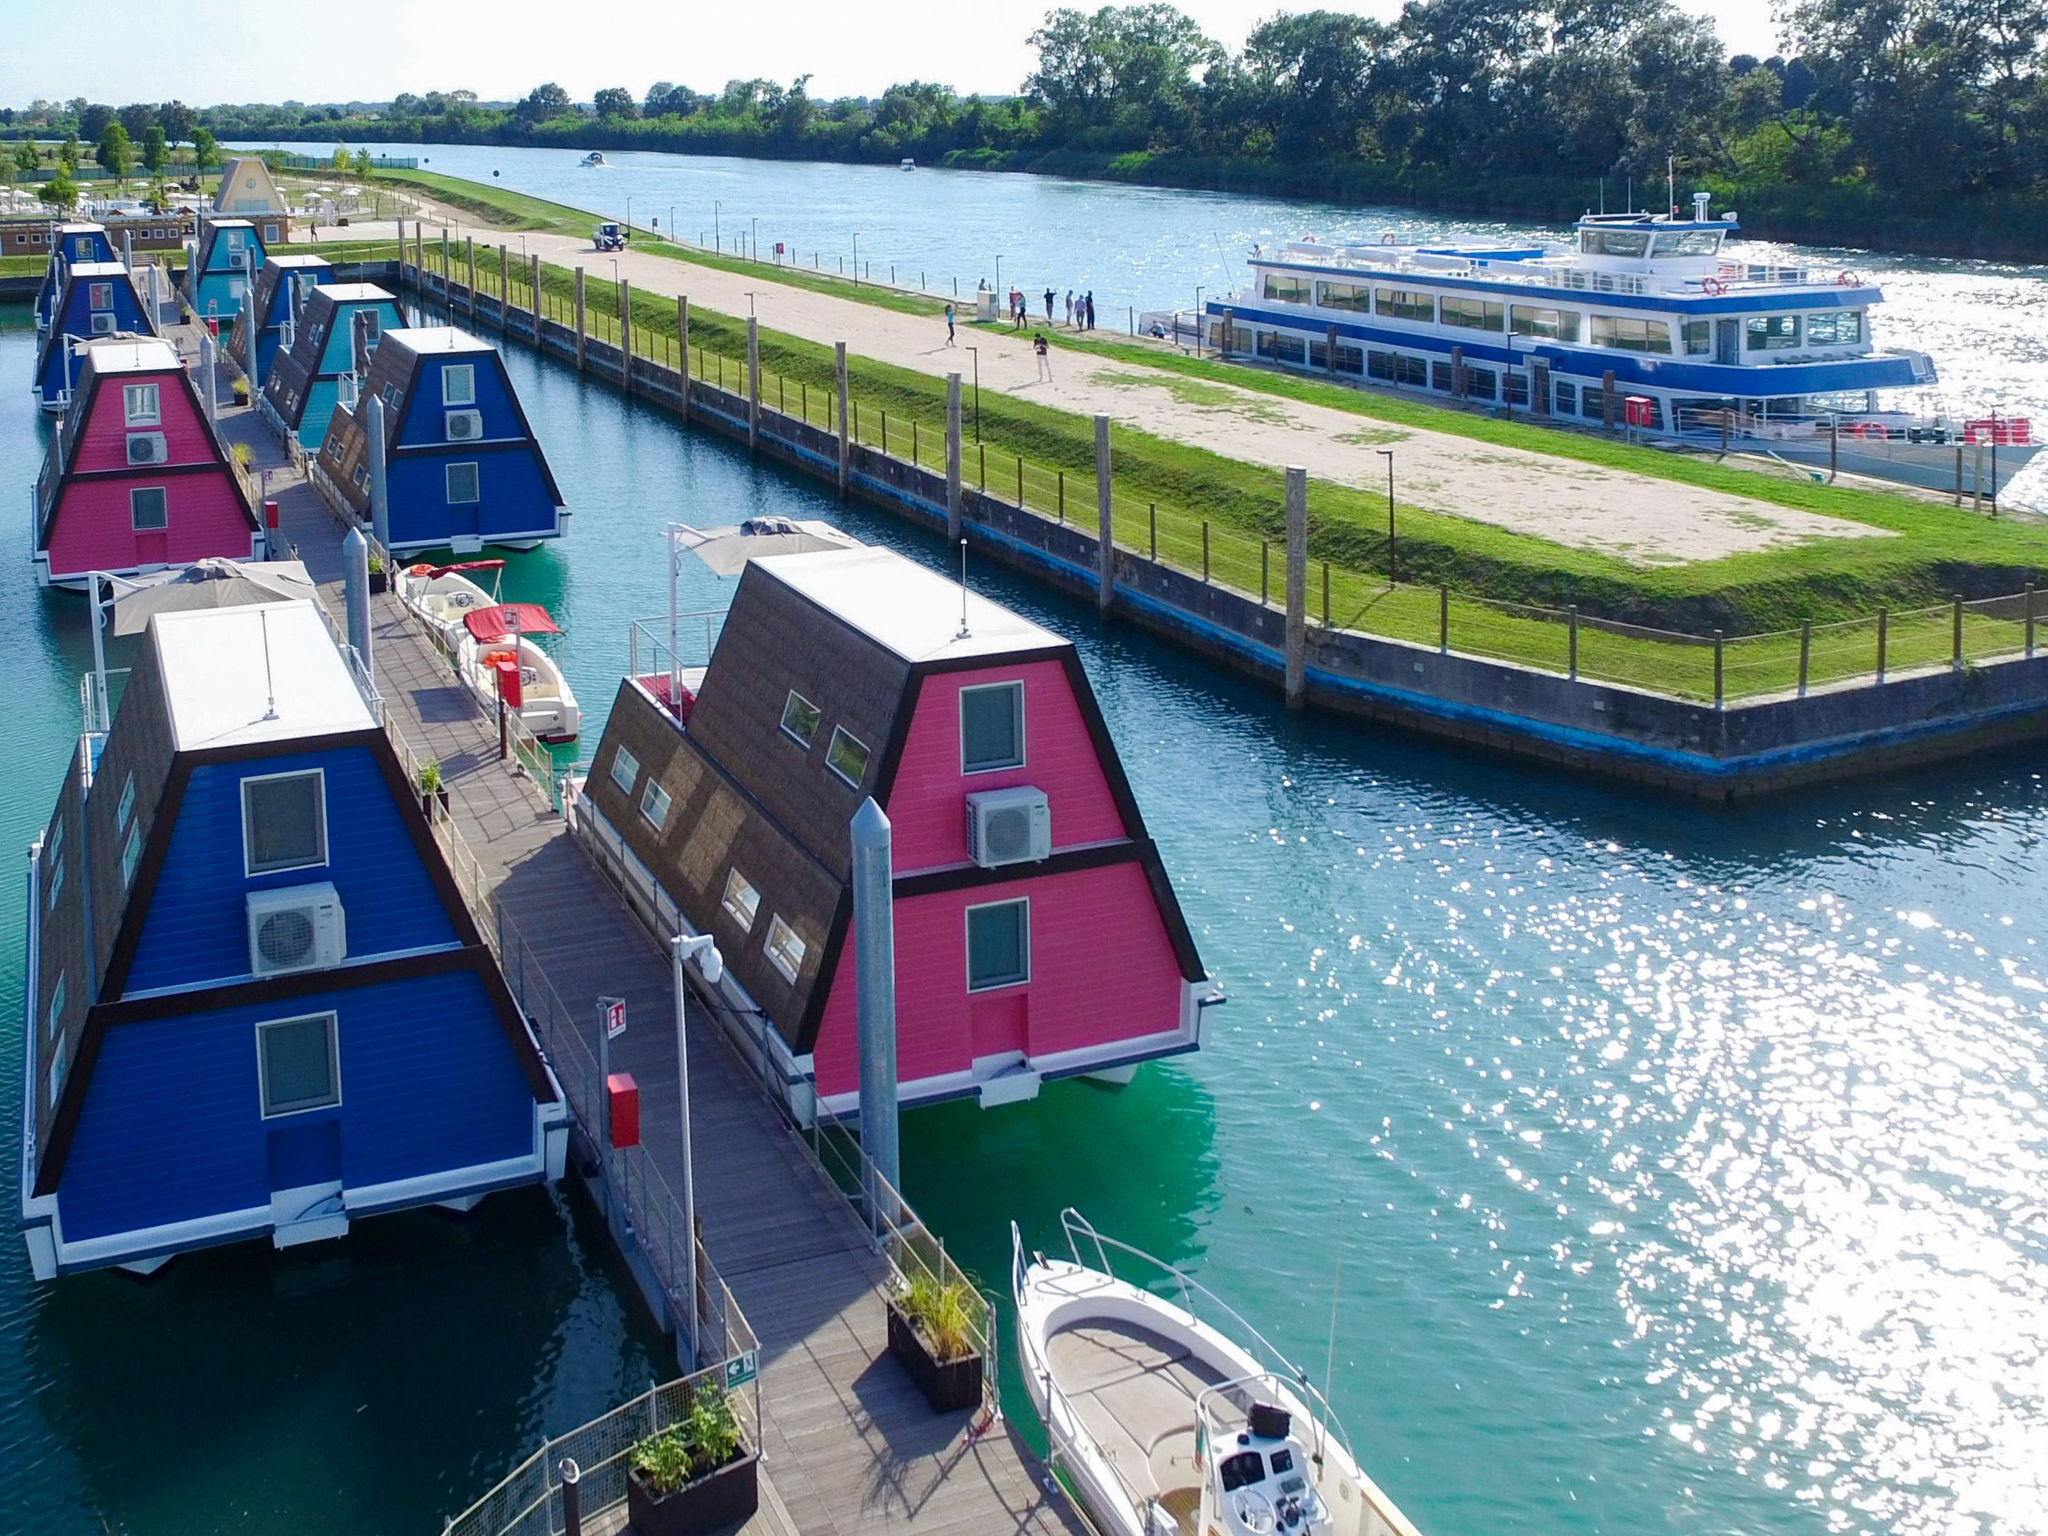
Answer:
[1650, 229, 1724, 258]
[1580, 228, 1650, 258]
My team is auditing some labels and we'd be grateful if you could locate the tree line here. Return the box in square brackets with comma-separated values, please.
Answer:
[7, 0, 2043, 256]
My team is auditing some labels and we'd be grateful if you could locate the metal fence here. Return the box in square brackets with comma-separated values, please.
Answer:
[439, 1366, 759, 1536]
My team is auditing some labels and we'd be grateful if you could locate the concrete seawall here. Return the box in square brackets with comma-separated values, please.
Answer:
[377, 258, 2048, 800]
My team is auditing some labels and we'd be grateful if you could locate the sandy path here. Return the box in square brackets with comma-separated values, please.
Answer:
[345, 223, 1890, 567]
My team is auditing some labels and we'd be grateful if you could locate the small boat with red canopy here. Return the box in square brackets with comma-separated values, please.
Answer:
[396, 558, 580, 741]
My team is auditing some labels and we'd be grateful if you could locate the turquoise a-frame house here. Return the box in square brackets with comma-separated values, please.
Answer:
[184, 217, 266, 326]
[259, 283, 406, 451]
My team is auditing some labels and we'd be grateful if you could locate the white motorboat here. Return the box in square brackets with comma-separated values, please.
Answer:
[395, 558, 504, 650]
[397, 560, 581, 742]
[1014, 1210, 1422, 1536]
[580, 151, 608, 168]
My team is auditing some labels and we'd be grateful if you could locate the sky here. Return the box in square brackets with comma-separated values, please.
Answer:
[1, 0, 1788, 110]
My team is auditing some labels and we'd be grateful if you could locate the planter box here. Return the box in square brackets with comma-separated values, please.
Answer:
[886, 1296, 984, 1413]
[625, 1452, 759, 1536]
[368, 569, 389, 594]
[418, 786, 450, 819]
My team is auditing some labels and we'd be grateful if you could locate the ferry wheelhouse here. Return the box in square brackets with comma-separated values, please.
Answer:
[1203, 194, 2035, 495]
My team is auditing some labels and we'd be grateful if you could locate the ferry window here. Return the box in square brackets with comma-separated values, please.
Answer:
[721, 868, 761, 932]
[826, 726, 871, 788]
[1580, 228, 1649, 258]
[1649, 230, 1723, 258]
[1439, 295, 1504, 331]
[1261, 273, 1312, 305]
[256, 1012, 341, 1118]
[639, 778, 672, 831]
[445, 462, 480, 503]
[1315, 280, 1371, 313]
[123, 383, 160, 426]
[609, 745, 641, 797]
[1510, 305, 1580, 343]
[1682, 320, 1712, 355]
[121, 822, 141, 888]
[960, 681, 1025, 774]
[1464, 367, 1498, 400]
[1335, 344, 1364, 375]
[242, 768, 328, 876]
[1375, 288, 1435, 324]
[1590, 315, 1672, 354]
[130, 487, 168, 531]
[47, 974, 65, 1040]
[1746, 315, 1801, 351]
[1555, 381, 1577, 414]
[966, 898, 1031, 991]
[764, 915, 807, 983]
[779, 691, 822, 749]
[1504, 371, 1529, 407]
[88, 282, 112, 310]
[442, 364, 477, 406]
[1272, 334, 1306, 366]
[1806, 311, 1863, 346]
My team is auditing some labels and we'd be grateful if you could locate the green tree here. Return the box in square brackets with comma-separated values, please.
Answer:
[58, 132, 80, 171]
[1026, 4, 1224, 145]
[142, 124, 168, 174]
[354, 147, 373, 182]
[515, 81, 572, 123]
[14, 138, 41, 177]
[192, 126, 218, 172]
[96, 122, 134, 188]
[331, 141, 352, 175]
[592, 86, 638, 119]
[40, 170, 78, 212]
[118, 102, 157, 137]
[159, 99, 196, 145]
[78, 103, 114, 142]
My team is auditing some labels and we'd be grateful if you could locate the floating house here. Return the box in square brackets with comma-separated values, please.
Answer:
[578, 546, 1216, 1117]
[33, 337, 265, 589]
[32, 263, 157, 412]
[19, 599, 569, 1279]
[33, 223, 118, 332]
[211, 157, 290, 241]
[316, 326, 568, 556]
[259, 283, 405, 452]
[226, 254, 333, 391]
[184, 217, 265, 326]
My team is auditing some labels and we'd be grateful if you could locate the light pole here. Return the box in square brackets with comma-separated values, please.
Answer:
[1377, 449, 1396, 585]
[671, 931, 724, 1361]
[965, 345, 980, 442]
[994, 254, 1002, 303]
[1194, 286, 1204, 354]
[668, 204, 675, 243]
[714, 200, 721, 251]
[625, 195, 632, 237]
[745, 291, 756, 317]
[751, 216, 758, 263]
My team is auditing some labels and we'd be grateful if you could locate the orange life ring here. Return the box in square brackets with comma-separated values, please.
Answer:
[406, 562, 433, 576]
[1701, 277, 1726, 296]
[1836, 270, 1858, 286]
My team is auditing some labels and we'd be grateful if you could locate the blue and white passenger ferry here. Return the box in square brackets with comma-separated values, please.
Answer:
[1194, 193, 2035, 496]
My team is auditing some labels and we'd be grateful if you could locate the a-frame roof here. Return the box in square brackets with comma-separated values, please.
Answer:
[212, 157, 288, 215]
[225, 254, 332, 372]
[260, 282, 399, 428]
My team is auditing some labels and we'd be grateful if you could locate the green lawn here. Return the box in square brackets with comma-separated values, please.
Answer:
[1, 253, 44, 278]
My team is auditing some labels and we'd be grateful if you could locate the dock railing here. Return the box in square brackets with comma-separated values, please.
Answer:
[437, 1364, 761, 1536]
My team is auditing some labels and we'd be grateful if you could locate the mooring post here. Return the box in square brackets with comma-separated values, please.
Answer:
[1953, 593, 1965, 670]
[529, 253, 541, 337]
[1568, 606, 1579, 681]
[1798, 620, 1812, 697]
[366, 393, 390, 553]
[619, 278, 633, 392]
[1285, 465, 1308, 710]
[835, 341, 850, 496]
[1220, 307, 1234, 359]
[465, 236, 476, 316]
[558, 1460, 583, 1536]
[1877, 607, 1889, 682]
[1326, 323, 1339, 377]
[1095, 414, 1114, 615]
[199, 332, 217, 423]
[573, 267, 586, 372]
[946, 374, 963, 542]
[342, 526, 373, 675]
[850, 799, 901, 1233]
[2028, 583, 2037, 658]
[1602, 369, 1618, 432]
[1713, 629, 1725, 710]
[1439, 585, 1449, 653]
[497, 245, 508, 332]
[746, 316, 761, 450]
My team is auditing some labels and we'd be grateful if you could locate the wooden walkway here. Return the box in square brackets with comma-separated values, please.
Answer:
[207, 384, 1085, 1536]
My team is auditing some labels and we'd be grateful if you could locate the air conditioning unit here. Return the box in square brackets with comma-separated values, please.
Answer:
[445, 408, 484, 441]
[90, 312, 117, 335]
[126, 432, 168, 466]
[247, 882, 347, 977]
[965, 786, 1051, 869]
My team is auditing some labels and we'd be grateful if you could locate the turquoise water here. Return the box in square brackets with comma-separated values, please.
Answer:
[8, 302, 2048, 1535]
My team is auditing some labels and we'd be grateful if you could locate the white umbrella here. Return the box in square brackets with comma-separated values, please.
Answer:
[109, 559, 316, 636]
[673, 518, 861, 577]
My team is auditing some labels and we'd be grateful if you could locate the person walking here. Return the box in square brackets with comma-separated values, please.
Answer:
[1034, 331, 1052, 381]
[1064, 290, 1074, 327]
[944, 303, 956, 346]
[1044, 286, 1055, 321]
[1084, 291, 1096, 331]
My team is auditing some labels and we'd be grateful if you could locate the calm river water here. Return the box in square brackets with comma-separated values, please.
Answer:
[247, 139, 2048, 509]
[4, 292, 2048, 1536]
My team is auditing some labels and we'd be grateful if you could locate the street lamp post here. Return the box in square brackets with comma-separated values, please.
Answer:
[965, 346, 980, 442]
[668, 205, 675, 244]
[751, 216, 758, 263]
[625, 195, 632, 236]
[1377, 449, 1397, 584]
[1193, 286, 1204, 354]
[670, 931, 724, 1361]
[714, 200, 721, 250]
[994, 255, 1002, 303]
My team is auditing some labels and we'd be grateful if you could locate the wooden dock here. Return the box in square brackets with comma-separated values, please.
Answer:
[205, 376, 1085, 1536]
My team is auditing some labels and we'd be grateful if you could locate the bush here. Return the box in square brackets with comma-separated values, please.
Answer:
[898, 1270, 977, 1363]
[629, 1389, 743, 1495]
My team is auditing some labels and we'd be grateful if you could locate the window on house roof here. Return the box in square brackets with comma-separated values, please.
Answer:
[610, 745, 641, 797]
[121, 821, 141, 889]
[123, 383, 160, 427]
[960, 682, 1025, 774]
[116, 774, 136, 832]
[779, 691, 821, 749]
[764, 915, 806, 982]
[967, 898, 1031, 991]
[446, 462, 480, 504]
[130, 487, 168, 532]
[640, 778, 672, 831]
[47, 974, 65, 1041]
[257, 1012, 341, 1117]
[47, 1035, 67, 1110]
[442, 364, 476, 406]
[721, 868, 760, 932]
[46, 854, 64, 911]
[88, 282, 112, 310]
[242, 768, 327, 876]
[826, 727, 870, 788]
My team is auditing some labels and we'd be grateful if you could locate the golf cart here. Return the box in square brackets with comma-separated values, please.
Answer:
[594, 221, 627, 252]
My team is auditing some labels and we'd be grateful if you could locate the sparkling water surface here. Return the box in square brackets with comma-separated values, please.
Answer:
[3, 296, 2047, 1535]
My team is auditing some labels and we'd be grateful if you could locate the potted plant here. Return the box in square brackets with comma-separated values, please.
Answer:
[625, 1387, 758, 1536]
[886, 1269, 985, 1412]
[230, 440, 254, 469]
[231, 376, 250, 403]
[417, 760, 449, 818]
[367, 548, 388, 594]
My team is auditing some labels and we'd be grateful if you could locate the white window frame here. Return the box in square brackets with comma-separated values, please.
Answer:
[445, 461, 480, 504]
[779, 690, 821, 749]
[241, 767, 329, 877]
[764, 914, 807, 983]
[256, 1011, 342, 1118]
[825, 726, 870, 788]
[121, 821, 142, 888]
[959, 681, 1026, 775]
[47, 973, 65, 1040]
[48, 1035, 66, 1109]
[639, 777, 672, 830]
[965, 896, 1032, 992]
[123, 383, 160, 427]
[721, 868, 761, 932]
[609, 745, 641, 796]
[130, 486, 168, 532]
[442, 363, 477, 406]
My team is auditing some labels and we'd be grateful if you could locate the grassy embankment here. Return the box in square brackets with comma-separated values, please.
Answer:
[361, 176, 2048, 697]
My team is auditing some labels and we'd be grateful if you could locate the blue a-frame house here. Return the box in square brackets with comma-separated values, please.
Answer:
[20, 600, 567, 1279]
[33, 262, 158, 411]
[34, 223, 118, 333]
[227, 253, 333, 391]
[259, 283, 406, 452]
[317, 326, 569, 555]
